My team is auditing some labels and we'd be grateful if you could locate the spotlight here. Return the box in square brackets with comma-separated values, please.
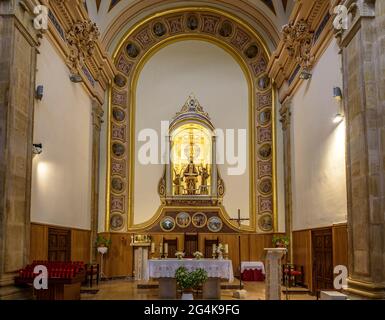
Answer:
[35, 85, 44, 100]
[299, 69, 312, 80]
[69, 73, 83, 83]
[32, 143, 43, 155]
[333, 87, 343, 100]
[333, 113, 344, 124]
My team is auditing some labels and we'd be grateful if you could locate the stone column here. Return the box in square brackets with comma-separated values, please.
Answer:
[264, 248, 287, 300]
[337, 0, 385, 299]
[211, 135, 217, 197]
[279, 99, 293, 262]
[166, 135, 172, 196]
[90, 101, 104, 263]
[0, 0, 40, 299]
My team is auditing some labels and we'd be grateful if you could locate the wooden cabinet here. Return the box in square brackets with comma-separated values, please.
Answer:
[48, 228, 71, 262]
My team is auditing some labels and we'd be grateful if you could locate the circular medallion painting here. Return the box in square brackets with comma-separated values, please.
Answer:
[110, 214, 124, 231]
[258, 143, 272, 159]
[207, 216, 223, 233]
[192, 212, 207, 228]
[126, 42, 140, 58]
[259, 214, 273, 232]
[153, 22, 166, 37]
[111, 177, 125, 193]
[160, 216, 176, 232]
[257, 74, 271, 90]
[176, 212, 191, 228]
[113, 108, 125, 122]
[245, 44, 259, 59]
[258, 109, 271, 126]
[259, 178, 273, 195]
[112, 143, 125, 157]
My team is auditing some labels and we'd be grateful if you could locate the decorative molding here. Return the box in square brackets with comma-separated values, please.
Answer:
[267, 0, 332, 102]
[282, 19, 314, 70]
[279, 98, 292, 131]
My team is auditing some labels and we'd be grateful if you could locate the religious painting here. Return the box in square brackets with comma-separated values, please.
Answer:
[110, 214, 124, 231]
[257, 74, 270, 90]
[113, 108, 125, 122]
[258, 144, 272, 160]
[160, 216, 176, 232]
[126, 42, 140, 58]
[258, 214, 273, 232]
[176, 212, 191, 228]
[186, 15, 199, 30]
[207, 216, 223, 232]
[192, 212, 207, 228]
[258, 109, 271, 126]
[245, 44, 259, 59]
[114, 74, 127, 87]
[153, 22, 166, 37]
[112, 143, 125, 157]
[258, 178, 272, 195]
[219, 20, 233, 37]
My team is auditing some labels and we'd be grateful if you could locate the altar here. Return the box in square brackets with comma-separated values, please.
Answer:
[145, 259, 234, 299]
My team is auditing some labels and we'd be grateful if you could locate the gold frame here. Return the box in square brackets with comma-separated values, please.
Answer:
[175, 212, 192, 228]
[160, 216, 176, 232]
[107, 7, 277, 233]
[191, 212, 208, 228]
[207, 216, 224, 233]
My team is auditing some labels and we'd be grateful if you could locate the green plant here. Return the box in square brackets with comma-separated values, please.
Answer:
[272, 235, 290, 248]
[175, 267, 208, 290]
[96, 235, 112, 248]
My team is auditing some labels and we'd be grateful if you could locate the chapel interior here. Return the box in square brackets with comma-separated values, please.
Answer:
[0, 0, 384, 301]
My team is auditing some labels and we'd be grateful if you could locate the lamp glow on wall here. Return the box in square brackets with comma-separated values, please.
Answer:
[333, 86, 344, 123]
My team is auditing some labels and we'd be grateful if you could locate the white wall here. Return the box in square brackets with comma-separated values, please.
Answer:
[31, 38, 93, 230]
[135, 40, 249, 225]
[291, 39, 347, 230]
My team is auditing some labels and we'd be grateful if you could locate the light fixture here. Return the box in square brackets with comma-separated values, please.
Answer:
[32, 143, 43, 155]
[333, 113, 344, 124]
[299, 69, 312, 80]
[69, 73, 83, 83]
[35, 85, 44, 100]
[333, 86, 343, 100]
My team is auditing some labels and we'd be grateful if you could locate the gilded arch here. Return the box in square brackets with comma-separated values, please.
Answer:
[107, 7, 276, 233]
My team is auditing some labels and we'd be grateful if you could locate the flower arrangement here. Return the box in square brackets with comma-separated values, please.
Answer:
[95, 235, 112, 248]
[193, 251, 204, 260]
[216, 243, 225, 254]
[175, 267, 208, 291]
[175, 251, 185, 260]
[272, 235, 290, 248]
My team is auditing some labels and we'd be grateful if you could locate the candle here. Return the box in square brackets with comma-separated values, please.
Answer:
[159, 243, 163, 254]
[224, 244, 229, 254]
[164, 243, 168, 254]
[151, 242, 155, 254]
[212, 244, 216, 253]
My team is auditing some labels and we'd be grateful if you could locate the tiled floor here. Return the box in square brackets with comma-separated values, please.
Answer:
[81, 279, 317, 300]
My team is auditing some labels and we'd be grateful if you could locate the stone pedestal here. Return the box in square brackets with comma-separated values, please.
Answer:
[159, 278, 177, 299]
[133, 246, 149, 281]
[264, 248, 287, 300]
[202, 277, 221, 299]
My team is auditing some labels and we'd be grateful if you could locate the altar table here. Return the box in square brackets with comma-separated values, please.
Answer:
[241, 261, 265, 282]
[146, 259, 234, 299]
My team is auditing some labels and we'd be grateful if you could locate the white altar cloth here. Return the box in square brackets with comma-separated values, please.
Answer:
[145, 259, 234, 282]
[241, 261, 265, 274]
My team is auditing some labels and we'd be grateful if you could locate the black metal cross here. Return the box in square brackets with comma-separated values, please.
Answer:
[230, 209, 250, 291]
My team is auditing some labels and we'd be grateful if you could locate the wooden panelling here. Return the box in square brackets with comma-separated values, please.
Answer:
[292, 230, 312, 291]
[71, 229, 91, 262]
[30, 223, 91, 264]
[30, 224, 48, 262]
[332, 224, 348, 269]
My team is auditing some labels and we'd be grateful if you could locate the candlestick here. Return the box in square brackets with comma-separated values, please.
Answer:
[224, 244, 229, 254]
[159, 243, 163, 257]
[164, 243, 168, 254]
[151, 242, 155, 254]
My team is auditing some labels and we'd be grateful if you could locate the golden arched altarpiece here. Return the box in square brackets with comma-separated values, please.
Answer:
[107, 8, 276, 233]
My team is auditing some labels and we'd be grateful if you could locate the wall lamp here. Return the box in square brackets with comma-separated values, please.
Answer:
[32, 143, 43, 155]
[333, 86, 344, 123]
[69, 73, 83, 83]
[35, 85, 44, 100]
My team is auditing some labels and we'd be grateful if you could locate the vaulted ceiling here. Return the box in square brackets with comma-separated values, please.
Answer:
[85, 0, 295, 50]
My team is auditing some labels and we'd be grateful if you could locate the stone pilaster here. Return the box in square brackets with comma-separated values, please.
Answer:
[337, 0, 385, 299]
[90, 101, 104, 263]
[0, 0, 40, 299]
[279, 99, 293, 262]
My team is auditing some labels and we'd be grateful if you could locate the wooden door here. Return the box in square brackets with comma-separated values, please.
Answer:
[312, 228, 333, 294]
[184, 234, 198, 258]
[48, 228, 71, 261]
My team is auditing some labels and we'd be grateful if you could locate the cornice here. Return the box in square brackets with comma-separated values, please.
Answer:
[45, 0, 117, 104]
[267, 0, 334, 103]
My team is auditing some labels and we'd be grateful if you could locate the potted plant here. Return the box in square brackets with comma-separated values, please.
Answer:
[272, 235, 290, 248]
[96, 235, 112, 254]
[175, 267, 208, 300]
